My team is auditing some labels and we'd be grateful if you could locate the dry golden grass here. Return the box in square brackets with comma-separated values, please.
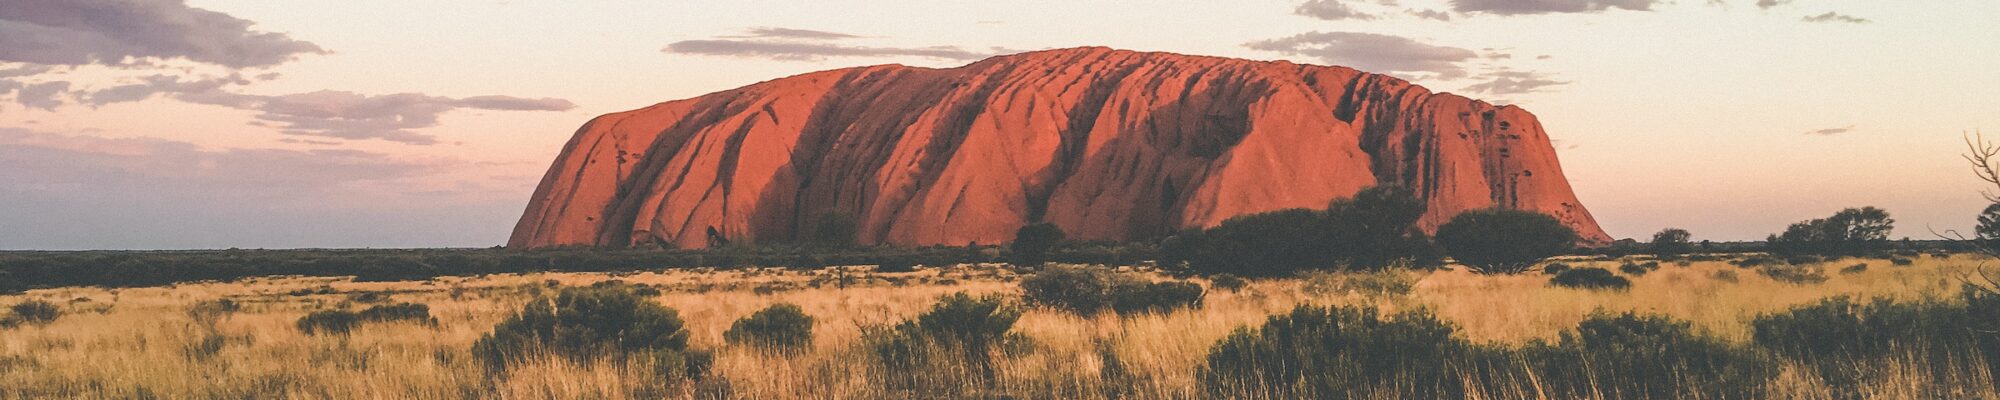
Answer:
[0, 255, 1991, 399]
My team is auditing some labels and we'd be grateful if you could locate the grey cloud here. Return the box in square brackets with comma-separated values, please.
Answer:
[1296, 0, 1377, 20]
[1756, 0, 1790, 9]
[0, 0, 325, 68]
[665, 39, 994, 61]
[454, 95, 580, 111]
[16, 80, 70, 110]
[1408, 9, 1454, 20]
[59, 78, 576, 144]
[1450, 0, 1661, 15]
[728, 27, 862, 40]
[278, 138, 344, 146]
[83, 74, 248, 106]
[1462, 70, 1568, 95]
[1802, 12, 1869, 24]
[1244, 31, 1479, 79]
[1804, 125, 1855, 136]
[226, 90, 577, 144]
[0, 64, 54, 78]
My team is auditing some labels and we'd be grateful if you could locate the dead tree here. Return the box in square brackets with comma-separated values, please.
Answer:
[1940, 131, 2000, 294]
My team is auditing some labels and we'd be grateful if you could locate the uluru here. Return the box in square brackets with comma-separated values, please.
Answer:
[509, 47, 1611, 249]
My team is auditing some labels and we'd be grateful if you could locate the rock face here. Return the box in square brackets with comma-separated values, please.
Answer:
[510, 47, 1611, 249]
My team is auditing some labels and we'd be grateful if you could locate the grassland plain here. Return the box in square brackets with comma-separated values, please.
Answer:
[0, 254, 1993, 399]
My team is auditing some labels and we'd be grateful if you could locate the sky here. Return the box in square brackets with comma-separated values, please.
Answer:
[0, 0, 1995, 250]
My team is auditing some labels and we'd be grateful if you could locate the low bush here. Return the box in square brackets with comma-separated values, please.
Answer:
[724, 303, 814, 354]
[590, 279, 662, 297]
[1732, 255, 1777, 268]
[867, 293, 1026, 394]
[1838, 263, 1868, 274]
[1618, 261, 1660, 276]
[187, 299, 241, 326]
[1300, 270, 1414, 298]
[347, 291, 391, 303]
[1020, 266, 1116, 315]
[4, 300, 60, 327]
[1890, 257, 1915, 266]
[1207, 274, 1248, 292]
[1549, 267, 1631, 290]
[1525, 313, 1776, 399]
[296, 310, 360, 336]
[875, 261, 918, 274]
[1759, 264, 1829, 285]
[1201, 305, 1495, 398]
[1751, 292, 2000, 394]
[472, 285, 711, 383]
[297, 302, 438, 336]
[1109, 281, 1203, 315]
[357, 303, 437, 325]
[1020, 266, 1203, 316]
[1541, 262, 1572, 275]
[1202, 306, 1778, 399]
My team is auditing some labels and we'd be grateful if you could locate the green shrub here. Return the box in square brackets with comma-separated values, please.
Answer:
[472, 285, 710, 382]
[358, 303, 437, 325]
[725, 303, 814, 354]
[1109, 281, 1203, 315]
[1838, 263, 1868, 274]
[1751, 292, 2000, 394]
[589, 279, 662, 297]
[296, 310, 360, 336]
[1207, 274, 1248, 292]
[1525, 313, 1776, 399]
[1201, 307, 1778, 399]
[1732, 255, 1777, 268]
[1759, 264, 1828, 285]
[1549, 267, 1631, 290]
[1020, 265, 1204, 316]
[1201, 305, 1494, 398]
[1300, 270, 1415, 298]
[875, 261, 918, 273]
[867, 293, 1026, 394]
[1890, 257, 1915, 266]
[6, 300, 60, 326]
[1435, 209, 1578, 274]
[1618, 261, 1660, 276]
[347, 291, 390, 303]
[1541, 262, 1572, 275]
[1020, 266, 1117, 315]
[187, 299, 241, 326]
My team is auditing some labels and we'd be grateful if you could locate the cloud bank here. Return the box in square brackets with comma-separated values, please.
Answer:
[1450, 0, 1660, 15]
[1244, 31, 1480, 78]
[0, 0, 324, 68]
[666, 27, 999, 62]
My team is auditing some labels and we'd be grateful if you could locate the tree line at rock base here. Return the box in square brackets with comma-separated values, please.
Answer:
[0, 184, 1974, 293]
